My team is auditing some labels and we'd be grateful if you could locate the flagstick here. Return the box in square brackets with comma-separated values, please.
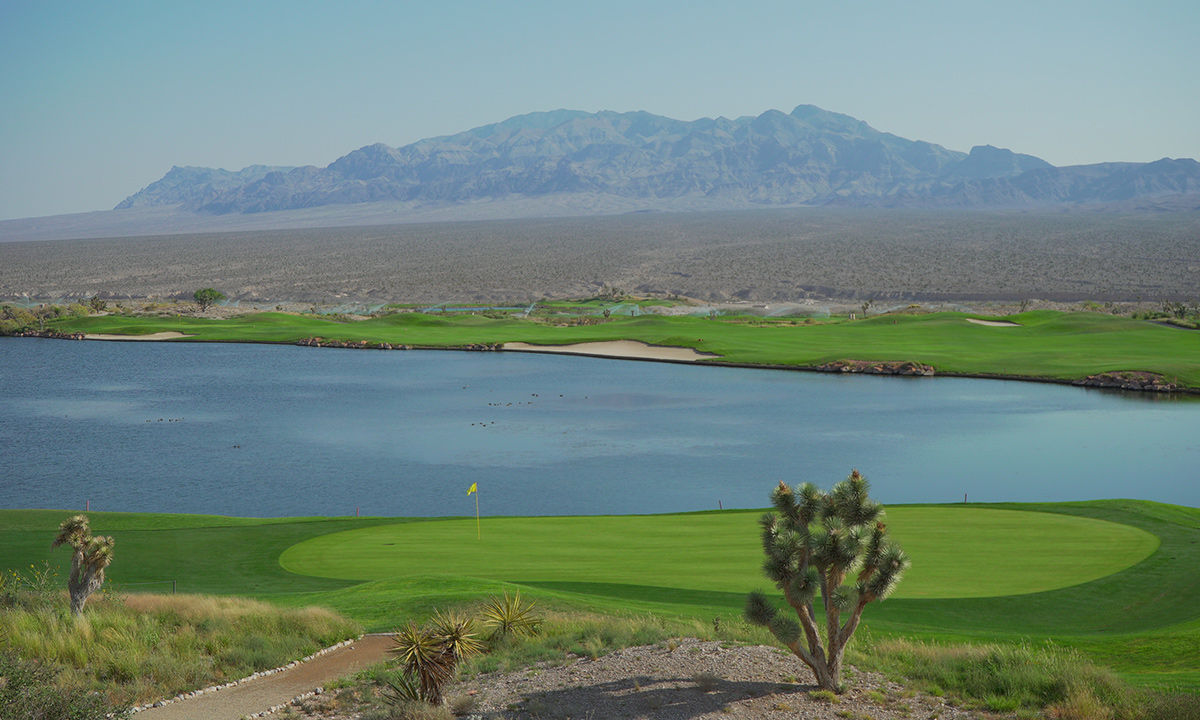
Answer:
[475, 490, 480, 540]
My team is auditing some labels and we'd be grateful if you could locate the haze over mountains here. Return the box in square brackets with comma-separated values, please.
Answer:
[118, 104, 1199, 215]
[4, 104, 1199, 244]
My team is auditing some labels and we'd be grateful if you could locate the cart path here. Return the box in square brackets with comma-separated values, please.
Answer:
[134, 634, 395, 720]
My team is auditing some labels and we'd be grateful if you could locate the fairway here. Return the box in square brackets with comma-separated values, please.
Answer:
[47, 309, 1200, 389]
[279, 507, 1156, 599]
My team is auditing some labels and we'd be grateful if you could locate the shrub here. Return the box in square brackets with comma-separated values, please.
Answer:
[389, 611, 483, 705]
[479, 592, 541, 640]
[193, 288, 225, 311]
[0, 651, 129, 720]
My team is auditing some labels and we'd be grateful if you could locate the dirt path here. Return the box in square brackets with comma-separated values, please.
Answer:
[134, 634, 394, 720]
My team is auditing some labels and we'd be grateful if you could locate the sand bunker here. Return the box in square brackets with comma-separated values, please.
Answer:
[966, 318, 1021, 327]
[503, 340, 718, 362]
[84, 331, 192, 341]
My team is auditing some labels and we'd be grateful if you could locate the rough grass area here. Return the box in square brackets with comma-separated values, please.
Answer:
[849, 638, 1133, 716]
[0, 591, 358, 705]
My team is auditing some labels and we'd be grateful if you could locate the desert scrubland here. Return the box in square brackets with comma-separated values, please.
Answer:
[2, 208, 1198, 305]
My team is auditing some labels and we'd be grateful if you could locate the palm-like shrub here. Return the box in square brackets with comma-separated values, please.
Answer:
[745, 470, 909, 692]
[51, 515, 114, 616]
[390, 611, 484, 705]
[480, 592, 541, 639]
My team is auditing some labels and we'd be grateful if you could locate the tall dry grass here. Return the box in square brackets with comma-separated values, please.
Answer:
[0, 591, 358, 705]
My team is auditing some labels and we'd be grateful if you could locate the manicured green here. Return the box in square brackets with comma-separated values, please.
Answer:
[277, 508, 1156, 599]
[47, 309, 1200, 389]
[1, 500, 1196, 690]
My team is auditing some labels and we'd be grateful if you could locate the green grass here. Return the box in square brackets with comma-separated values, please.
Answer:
[277, 508, 1156, 599]
[46, 309, 1200, 389]
[1, 500, 1196, 692]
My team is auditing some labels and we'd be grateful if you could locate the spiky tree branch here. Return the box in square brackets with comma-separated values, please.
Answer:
[745, 470, 909, 692]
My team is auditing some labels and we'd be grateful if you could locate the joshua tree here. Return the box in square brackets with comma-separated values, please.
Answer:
[745, 470, 909, 692]
[193, 287, 225, 311]
[51, 515, 114, 616]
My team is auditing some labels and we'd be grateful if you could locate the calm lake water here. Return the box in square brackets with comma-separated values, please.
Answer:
[1, 337, 1197, 517]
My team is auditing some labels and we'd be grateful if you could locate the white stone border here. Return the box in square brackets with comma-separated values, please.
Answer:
[126, 636, 361, 714]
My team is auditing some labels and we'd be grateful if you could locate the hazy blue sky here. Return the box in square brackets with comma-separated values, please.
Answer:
[1, 1, 1197, 220]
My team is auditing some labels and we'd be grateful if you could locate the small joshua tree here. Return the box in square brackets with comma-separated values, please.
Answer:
[745, 470, 909, 692]
[51, 515, 114, 616]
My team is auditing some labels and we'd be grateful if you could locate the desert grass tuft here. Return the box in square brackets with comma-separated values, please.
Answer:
[848, 637, 1136, 718]
[0, 591, 358, 705]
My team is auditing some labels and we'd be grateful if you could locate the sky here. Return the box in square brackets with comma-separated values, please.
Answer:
[1, 0, 1197, 220]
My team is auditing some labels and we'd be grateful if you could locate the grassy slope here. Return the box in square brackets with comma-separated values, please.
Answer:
[50, 310, 1200, 388]
[2, 501, 1196, 689]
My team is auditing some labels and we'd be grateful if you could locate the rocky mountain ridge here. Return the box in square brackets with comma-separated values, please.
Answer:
[116, 105, 1200, 213]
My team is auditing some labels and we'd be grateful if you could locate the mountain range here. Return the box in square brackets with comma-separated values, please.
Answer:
[117, 104, 1200, 215]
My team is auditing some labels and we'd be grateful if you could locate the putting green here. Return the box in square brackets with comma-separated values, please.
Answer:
[280, 507, 1156, 599]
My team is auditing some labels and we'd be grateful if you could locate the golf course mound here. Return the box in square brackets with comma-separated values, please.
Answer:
[279, 507, 1157, 600]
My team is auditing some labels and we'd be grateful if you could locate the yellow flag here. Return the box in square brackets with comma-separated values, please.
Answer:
[467, 482, 477, 495]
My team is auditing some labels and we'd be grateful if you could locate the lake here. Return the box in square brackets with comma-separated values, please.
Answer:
[1, 337, 1196, 517]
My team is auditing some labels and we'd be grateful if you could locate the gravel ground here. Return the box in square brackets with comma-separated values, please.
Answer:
[3, 208, 1197, 304]
[287, 639, 998, 720]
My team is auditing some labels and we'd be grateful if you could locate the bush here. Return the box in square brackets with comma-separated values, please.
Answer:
[479, 592, 541, 639]
[193, 288, 225, 311]
[849, 638, 1134, 717]
[0, 651, 129, 720]
[0, 592, 358, 705]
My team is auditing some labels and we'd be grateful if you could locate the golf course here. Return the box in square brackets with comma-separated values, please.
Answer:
[4, 302, 1199, 715]
[2, 499, 1196, 693]
[36, 307, 1200, 390]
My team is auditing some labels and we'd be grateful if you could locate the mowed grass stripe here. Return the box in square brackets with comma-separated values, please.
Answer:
[277, 507, 1157, 599]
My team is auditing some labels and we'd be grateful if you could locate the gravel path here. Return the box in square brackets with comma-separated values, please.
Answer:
[134, 635, 394, 720]
[288, 639, 997, 720]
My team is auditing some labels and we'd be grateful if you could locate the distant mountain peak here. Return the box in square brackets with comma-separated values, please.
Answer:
[114, 106, 1200, 214]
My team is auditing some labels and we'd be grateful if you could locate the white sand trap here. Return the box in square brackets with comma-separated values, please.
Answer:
[84, 331, 193, 341]
[966, 318, 1021, 327]
[503, 340, 718, 362]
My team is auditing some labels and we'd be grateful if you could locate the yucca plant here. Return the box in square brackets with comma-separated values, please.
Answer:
[51, 514, 114, 616]
[745, 470, 909, 692]
[380, 669, 422, 705]
[390, 611, 484, 705]
[480, 592, 541, 639]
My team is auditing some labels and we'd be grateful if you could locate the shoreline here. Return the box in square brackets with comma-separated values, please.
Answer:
[8, 331, 1196, 396]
